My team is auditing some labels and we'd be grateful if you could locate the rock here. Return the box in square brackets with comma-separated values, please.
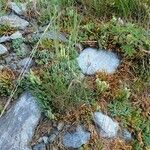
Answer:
[0, 44, 8, 55]
[32, 142, 46, 150]
[0, 65, 4, 70]
[38, 136, 48, 144]
[93, 112, 119, 138]
[5, 56, 12, 64]
[0, 35, 11, 43]
[10, 31, 23, 39]
[0, 60, 5, 65]
[48, 134, 57, 144]
[57, 122, 64, 131]
[77, 48, 120, 75]
[0, 14, 29, 30]
[8, 2, 27, 15]
[18, 57, 33, 68]
[10, 63, 18, 70]
[121, 129, 132, 141]
[0, 92, 41, 150]
[34, 27, 67, 42]
[20, 43, 30, 56]
[117, 18, 124, 25]
[43, 31, 67, 42]
[48, 129, 59, 144]
[0, 31, 22, 43]
[42, 136, 49, 144]
[63, 125, 90, 148]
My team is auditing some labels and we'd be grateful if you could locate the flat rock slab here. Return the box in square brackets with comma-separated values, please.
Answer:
[77, 48, 120, 75]
[63, 125, 90, 148]
[0, 92, 41, 150]
[0, 14, 29, 29]
[93, 112, 119, 138]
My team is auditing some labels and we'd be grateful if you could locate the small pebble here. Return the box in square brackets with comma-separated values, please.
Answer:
[0, 44, 8, 55]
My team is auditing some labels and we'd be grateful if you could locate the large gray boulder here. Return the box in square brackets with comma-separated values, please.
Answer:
[0, 14, 29, 30]
[0, 92, 41, 150]
[77, 48, 120, 75]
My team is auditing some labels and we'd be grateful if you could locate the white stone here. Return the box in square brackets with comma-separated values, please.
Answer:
[0, 44, 8, 55]
[77, 48, 120, 75]
[10, 31, 23, 39]
[8, 2, 27, 15]
[93, 112, 119, 138]
[0, 14, 29, 30]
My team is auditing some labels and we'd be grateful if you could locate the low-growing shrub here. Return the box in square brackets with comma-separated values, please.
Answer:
[22, 59, 94, 118]
[97, 17, 150, 56]
[108, 87, 150, 149]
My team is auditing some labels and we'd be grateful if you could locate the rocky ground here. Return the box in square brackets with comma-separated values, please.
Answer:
[0, 1, 149, 150]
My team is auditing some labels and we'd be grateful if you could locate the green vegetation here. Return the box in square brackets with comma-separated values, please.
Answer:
[108, 96, 142, 130]
[97, 17, 150, 56]
[12, 38, 27, 58]
[81, 0, 149, 25]
[108, 87, 150, 149]
[95, 78, 109, 94]
[22, 60, 94, 119]
[0, 0, 149, 149]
